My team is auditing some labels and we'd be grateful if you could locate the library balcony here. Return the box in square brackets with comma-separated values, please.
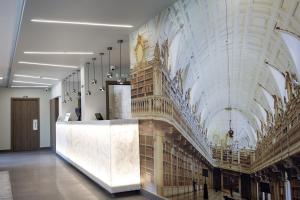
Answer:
[252, 92, 300, 173]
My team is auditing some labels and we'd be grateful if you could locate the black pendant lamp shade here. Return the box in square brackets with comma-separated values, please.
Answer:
[99, 53, 105, 92]
[91, 58, 97, 85]
[85, 62, 92, 96]
[106, 47, 113, 79]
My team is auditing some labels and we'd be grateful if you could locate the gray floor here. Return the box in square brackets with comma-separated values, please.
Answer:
[0, 150, 148, 200]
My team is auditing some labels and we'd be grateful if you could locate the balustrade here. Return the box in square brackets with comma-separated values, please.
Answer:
[132, 95, 212, 163]
[211, 146, 254, 173]
[252, 96, 300, 171]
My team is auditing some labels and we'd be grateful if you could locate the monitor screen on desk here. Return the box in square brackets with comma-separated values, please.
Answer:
[95, 113, 103, 120]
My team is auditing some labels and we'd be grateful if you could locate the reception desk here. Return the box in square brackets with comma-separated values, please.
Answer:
[56, 120, 141, 193]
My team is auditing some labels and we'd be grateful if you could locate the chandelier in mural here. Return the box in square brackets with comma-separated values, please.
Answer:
[225, 0, 234, 139]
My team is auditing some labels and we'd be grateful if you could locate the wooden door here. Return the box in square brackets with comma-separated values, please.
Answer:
[11, 98, 40, 151]
[50, 98, 59, 151]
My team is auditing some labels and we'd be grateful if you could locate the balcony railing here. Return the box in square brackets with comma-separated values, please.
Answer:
[252, 97, 300, 172]
[131, 95, 213, 163]
[211, 146, 255, 173]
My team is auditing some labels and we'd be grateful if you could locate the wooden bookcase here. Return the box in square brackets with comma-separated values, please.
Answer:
[163, 141, 172, 186]
[162, 140, 203, 188]
[139, 134, 154, 186]
[131, 66, 154, 98]
[291, 178, 300, 200]
[240, 150, 251, 167]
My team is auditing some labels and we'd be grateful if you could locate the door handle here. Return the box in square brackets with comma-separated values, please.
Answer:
[33, 119, 38, 131]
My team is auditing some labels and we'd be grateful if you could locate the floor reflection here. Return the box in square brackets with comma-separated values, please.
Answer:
[0, 150, 146, 200]
[168, 189, 243, 200]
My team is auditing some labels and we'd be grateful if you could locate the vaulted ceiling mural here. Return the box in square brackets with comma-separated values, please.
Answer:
[130, 0, 300, 149]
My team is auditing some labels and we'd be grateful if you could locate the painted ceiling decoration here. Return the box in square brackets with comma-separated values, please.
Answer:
[130, 0, 300, 149]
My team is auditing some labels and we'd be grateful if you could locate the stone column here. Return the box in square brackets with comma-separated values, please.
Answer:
[154, 127, 164, 196]
[284, 179, 291, 200]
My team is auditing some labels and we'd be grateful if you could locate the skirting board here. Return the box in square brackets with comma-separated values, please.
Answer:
[56, 152, 140, 194]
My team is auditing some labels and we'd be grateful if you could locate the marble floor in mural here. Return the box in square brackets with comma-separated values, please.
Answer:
[169, 189, 245, 200]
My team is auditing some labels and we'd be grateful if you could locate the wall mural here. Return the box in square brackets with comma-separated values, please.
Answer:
[130, 0, 298, 149]
[129, 0, 247, 147]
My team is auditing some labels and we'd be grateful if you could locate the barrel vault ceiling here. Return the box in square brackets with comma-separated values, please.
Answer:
[175, 0, 300, 148]
[131, 0, 300, 148]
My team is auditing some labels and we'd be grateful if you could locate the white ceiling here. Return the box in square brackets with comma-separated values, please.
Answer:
[0, 0, 24, 86]
[3, 0, 175, 87]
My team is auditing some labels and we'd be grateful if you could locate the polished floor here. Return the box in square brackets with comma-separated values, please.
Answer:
[0, 150, 147, 200]
[0, 150, 244, 200]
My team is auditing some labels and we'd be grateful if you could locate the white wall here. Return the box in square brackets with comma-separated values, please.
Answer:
[51, 81, 80, 121]
[81, 66, 107, 121]
[82, 84, 107, 121]
[0, 88, 51, 150]
[50, 81, 62, 116]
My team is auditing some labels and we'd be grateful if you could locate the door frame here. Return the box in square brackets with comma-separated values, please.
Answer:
[11, 98, 40, 151]
[50, 97, 59, 151]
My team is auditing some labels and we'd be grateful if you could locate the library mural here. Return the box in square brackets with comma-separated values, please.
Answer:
[130, 0, 300, 199]
[129, 0, 259, 149]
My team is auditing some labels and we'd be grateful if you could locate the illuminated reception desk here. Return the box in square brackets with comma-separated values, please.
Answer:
[56, 120, 141, 193]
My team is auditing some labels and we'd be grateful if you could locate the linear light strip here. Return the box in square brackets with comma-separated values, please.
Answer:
[42, 77, 59, 81]
[14, 74, 59, 81]
[24, 51, 94, 55]
[31, 19, 134, 28]
[11, 85, 49, 88]
[14, 74, 40, 79]
[18, 61, 79, 69]
[13, 80, 52, 86]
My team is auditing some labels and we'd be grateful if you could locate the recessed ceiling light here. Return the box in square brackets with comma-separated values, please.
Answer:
[42, 77, 59, 81]
[14, 74, 59, 81]
[0, 77, 3, 80]
[31, 19, 134, 28]
[24, 51, 94, 55]
[13, 80, 52, 86]
[18, 61, 79, 69]
[15, 74, 40, 79]
[11, 85, 49, 88]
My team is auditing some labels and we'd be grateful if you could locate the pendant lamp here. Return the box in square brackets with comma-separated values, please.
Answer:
[72, 72, 76, 93]
[62, 79, 67, 104]
[117, 40, 125, 84]
[99, 53, 105, 92]
[77, 70, 81, 97]
[106, 47, 113, 79]
[85, 62, 91, 95]
[68, 75, 72, 102]
[91, 58, 97, 85]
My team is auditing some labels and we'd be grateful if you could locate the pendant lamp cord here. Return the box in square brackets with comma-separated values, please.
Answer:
[119, 41, 122, 78]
